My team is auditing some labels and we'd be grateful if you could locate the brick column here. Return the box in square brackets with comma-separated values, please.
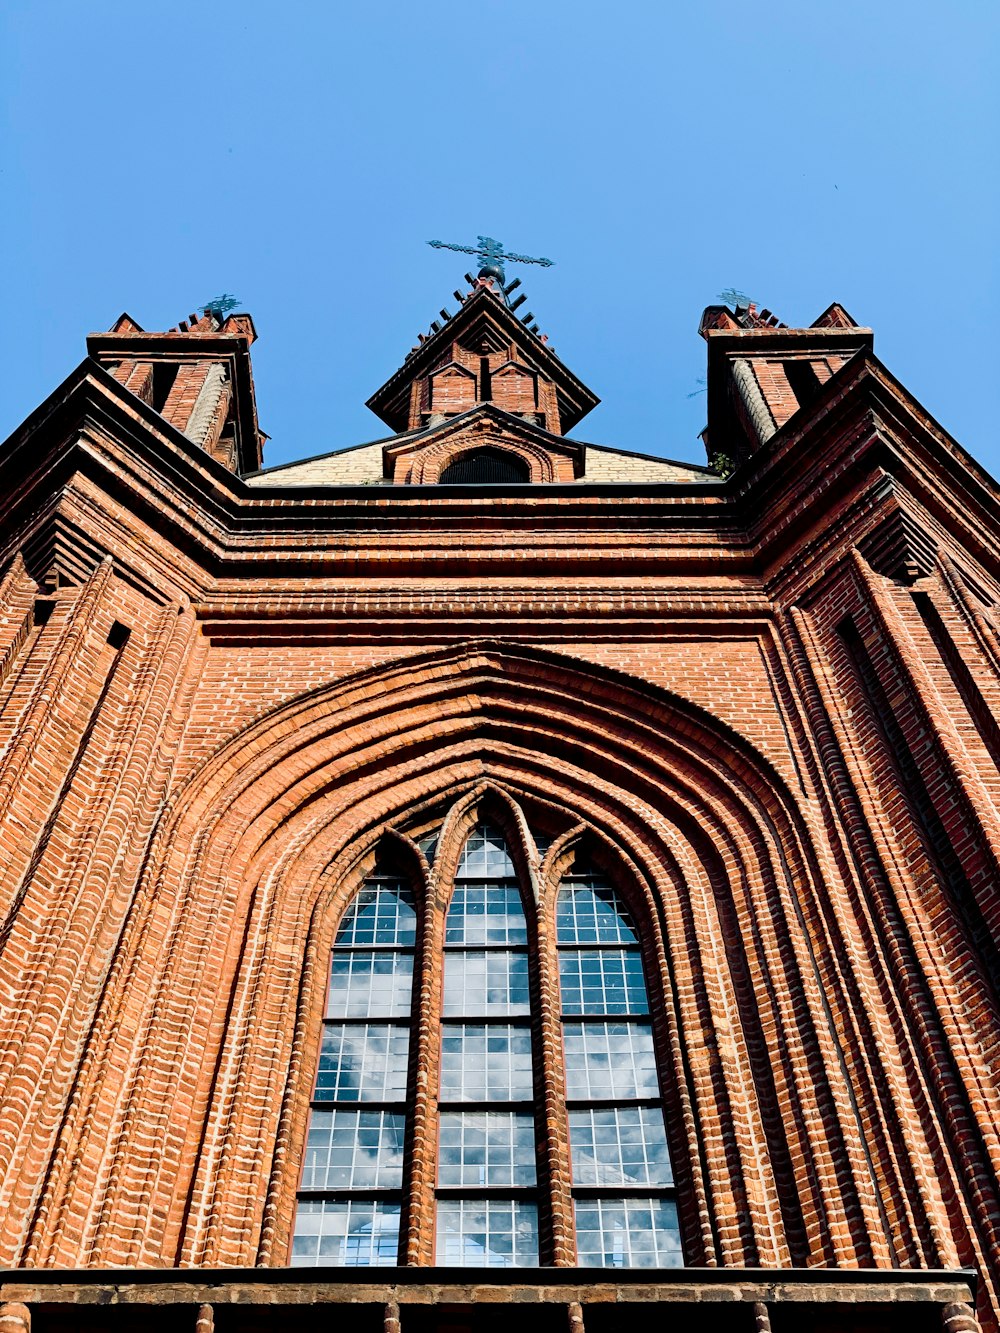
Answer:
[853, 550, 1000, 872]
[194, 1306, 213, 1333]
[942, 1303, 981, 1333]
[402, 888, 444, 1265]
[534, 880, 576, 1266]
[567, 1300, 585, 1333]
[0, 1304, 29, 1333]
[384, 1300, 401, 1333]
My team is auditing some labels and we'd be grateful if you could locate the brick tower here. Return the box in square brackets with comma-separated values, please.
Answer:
[0, 266, 997, 1333]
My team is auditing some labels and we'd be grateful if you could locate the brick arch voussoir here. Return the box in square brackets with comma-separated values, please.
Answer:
[228, 752, 739, 1269]
[429, 782, 539, 914]
[412, 436, 555, 484]
[201, 725, 821, 1263]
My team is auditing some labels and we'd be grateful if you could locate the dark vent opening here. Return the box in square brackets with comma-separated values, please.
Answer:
[107, 621, 131, 650]
[33, 599, 55, 627]
[479, 356, 492, 402]
[783, 359, 823, 410]
[439, 448, 530, 485]
[151, 362, 179, 414]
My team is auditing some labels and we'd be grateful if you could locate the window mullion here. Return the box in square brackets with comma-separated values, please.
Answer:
[533, 861, 578, 1267]
[400, 889, 443, 1267]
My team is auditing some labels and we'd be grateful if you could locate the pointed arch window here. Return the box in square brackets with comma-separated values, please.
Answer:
[436, 823, 538, 1266]
[291, 871, 416, 1266]
[557, 860, 681, 1267]
[291, 805, 683, 1268]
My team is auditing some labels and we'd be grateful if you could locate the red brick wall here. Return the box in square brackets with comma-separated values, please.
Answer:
[0, 342, 999, 1327]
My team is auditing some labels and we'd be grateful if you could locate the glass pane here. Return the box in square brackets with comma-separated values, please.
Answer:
[446, 884, 527, 945]
[300, 1110, 405, 1190]
[456, 823, 516, 879]
[438, 1112, 536, 1187]
[569, 1107, 673, 1187]
[443, 951, 530, 1016]
[316, 1025, 409, 1101]
[557, 877, 637, 945]
[562, 1022, 659, 1100]
[335, 881, 416, 947]
[291, 1199, 400, 1267]
[327, 952, 413, 1017]
[440, 1025, 533, 1101]
[573, 1197, 682, 1268]
[559, 950, 648, 1015]
[435, 1200, 539, 1267]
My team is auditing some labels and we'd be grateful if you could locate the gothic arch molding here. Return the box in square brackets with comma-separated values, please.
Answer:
[14, 642, 936, 1275]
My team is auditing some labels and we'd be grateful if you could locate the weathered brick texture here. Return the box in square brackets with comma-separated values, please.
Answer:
[0, 290, 998, 1328]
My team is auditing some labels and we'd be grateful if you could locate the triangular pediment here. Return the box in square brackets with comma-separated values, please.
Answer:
[431, 360, 476, 380]
[109, 311, 144, 334]
[382, 402, 584, 484]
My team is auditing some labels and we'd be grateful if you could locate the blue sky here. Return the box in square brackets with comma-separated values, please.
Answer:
[1, 2, 996, 473]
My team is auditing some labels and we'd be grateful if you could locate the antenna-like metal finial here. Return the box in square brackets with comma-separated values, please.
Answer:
[428, 236, 554, 285]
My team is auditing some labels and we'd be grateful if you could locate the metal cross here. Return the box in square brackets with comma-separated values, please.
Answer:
[428, 235, 554, 283]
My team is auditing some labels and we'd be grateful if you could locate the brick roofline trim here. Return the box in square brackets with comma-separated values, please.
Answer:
[245, 417, 716, 482]
[6, 348, 1000, 598]
[0, 361, 731, 521]
[241, 428, 422, 478]
[9, 348, 999, 520]
[245, 402, 586, 480]
[583, 439, 716, 474]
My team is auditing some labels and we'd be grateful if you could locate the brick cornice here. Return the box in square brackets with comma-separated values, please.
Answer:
[3, 352, 1000, 610]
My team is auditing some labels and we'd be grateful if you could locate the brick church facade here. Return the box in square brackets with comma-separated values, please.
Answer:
[0, 264, 997, 1333]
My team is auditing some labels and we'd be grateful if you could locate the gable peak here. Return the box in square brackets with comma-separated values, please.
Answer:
[366, 273, 599, 437]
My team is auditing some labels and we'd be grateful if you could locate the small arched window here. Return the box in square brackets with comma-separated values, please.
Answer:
[291, 809, 682, 1268]
[439, 448, 530, 484]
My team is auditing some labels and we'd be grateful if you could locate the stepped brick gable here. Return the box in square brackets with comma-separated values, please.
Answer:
[0, 271, 997, 1333]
